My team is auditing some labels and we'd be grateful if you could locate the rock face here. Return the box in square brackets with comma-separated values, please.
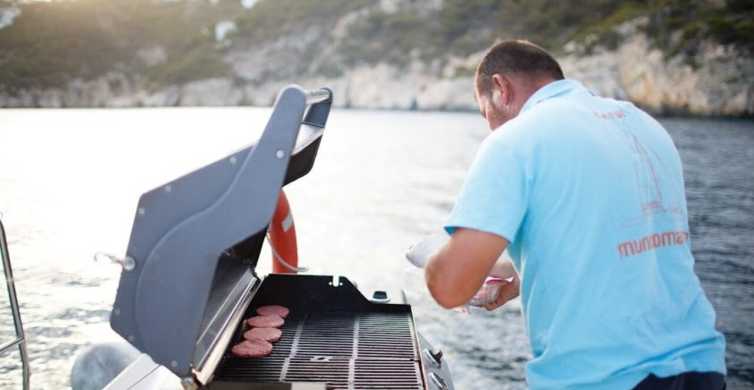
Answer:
[561, 34, 754, 116]
[180, 78, 243, 106]
[2, 34, 752, 116]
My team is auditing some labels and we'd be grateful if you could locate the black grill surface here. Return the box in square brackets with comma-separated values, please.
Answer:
[215, 310, 422, 390]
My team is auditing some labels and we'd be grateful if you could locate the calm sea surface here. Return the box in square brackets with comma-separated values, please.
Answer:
[0, 108, 752, 389]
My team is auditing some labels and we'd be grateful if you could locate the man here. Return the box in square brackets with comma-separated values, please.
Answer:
[424, 40, 726, 389]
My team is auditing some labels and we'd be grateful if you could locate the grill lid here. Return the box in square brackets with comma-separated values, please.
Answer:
[109, 86, 332, 378]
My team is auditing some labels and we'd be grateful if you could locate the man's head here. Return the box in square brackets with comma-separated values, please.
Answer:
[475, 40, 564, 130]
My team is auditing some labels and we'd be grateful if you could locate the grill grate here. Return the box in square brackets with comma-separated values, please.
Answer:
[215, 311, 422, 390]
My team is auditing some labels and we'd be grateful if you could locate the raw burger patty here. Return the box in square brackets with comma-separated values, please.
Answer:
[256, 305, 290, 318]
[244, 327, 282, 342]
[246, 314, 284, 328]
[231, 339, 273, 358]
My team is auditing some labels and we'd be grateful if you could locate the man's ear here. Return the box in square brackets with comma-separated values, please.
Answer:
[491, 74, 512, 107]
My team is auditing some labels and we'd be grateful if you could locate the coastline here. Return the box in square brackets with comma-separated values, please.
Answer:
[2, 103, 752, 120]
[2, 34, 752, 118]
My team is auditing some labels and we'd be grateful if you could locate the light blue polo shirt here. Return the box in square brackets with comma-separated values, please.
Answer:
[445, 79, 726, 389]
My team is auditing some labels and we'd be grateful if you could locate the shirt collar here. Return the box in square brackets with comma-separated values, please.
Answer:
[520, 79, 590, 113]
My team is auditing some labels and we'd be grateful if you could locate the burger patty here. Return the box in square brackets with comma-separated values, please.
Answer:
[256, 305, 290, 319]
[246, 314, 284, 328]
[244, 327, 282, 343]
[231, 339, 273, 358]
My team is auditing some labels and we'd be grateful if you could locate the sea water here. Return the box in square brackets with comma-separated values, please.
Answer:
[0, 108, 752, 389]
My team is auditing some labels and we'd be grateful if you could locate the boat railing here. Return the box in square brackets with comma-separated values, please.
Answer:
[0, 217, 30, 390]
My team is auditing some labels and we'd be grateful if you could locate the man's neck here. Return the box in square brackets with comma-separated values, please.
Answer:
[514, 77, 557, 114]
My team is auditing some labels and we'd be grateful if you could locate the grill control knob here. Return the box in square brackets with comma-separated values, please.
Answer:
[424, 347, 443, 367]
[371, 290, 390, 303]
[430, 347, 443, 362]
[429, 372, 448, 390]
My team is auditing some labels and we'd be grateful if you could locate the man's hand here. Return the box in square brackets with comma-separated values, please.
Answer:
[489, 258, 517, 279]
[483, 273, 520, 311]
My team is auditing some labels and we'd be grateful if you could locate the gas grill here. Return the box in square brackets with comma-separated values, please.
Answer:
[211, 274, 429, 390]
[107, 86, 454, 390]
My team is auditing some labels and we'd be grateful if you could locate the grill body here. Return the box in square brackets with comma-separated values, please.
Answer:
[206, 274, 453, 390]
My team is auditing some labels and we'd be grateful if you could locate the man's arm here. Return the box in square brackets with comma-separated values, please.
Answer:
[424, 227, 509, 309]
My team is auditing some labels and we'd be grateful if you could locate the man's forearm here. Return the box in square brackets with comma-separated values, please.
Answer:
[424, 228, 509, 309]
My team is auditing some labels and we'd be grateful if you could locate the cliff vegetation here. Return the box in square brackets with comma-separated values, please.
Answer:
[0, 0, 752, 114]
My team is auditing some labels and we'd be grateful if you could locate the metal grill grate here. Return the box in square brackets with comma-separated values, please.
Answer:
[215, 311, 422, 389]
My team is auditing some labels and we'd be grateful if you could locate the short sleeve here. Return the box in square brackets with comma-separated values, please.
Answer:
[444, 133, 530, 243]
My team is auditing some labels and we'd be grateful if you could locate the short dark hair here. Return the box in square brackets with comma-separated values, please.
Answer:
[476, 40, 564, 96]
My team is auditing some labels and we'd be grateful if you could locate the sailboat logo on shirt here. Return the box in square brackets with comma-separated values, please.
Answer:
[595, 109, 686, 228]
[596, 109, 690, 257]
[625, 131, 664, 216]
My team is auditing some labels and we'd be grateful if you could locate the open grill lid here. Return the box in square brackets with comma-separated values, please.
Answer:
[109, 86, 332, 379]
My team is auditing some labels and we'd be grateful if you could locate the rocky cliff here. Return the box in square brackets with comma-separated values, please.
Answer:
[1, 0, 752, 116]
